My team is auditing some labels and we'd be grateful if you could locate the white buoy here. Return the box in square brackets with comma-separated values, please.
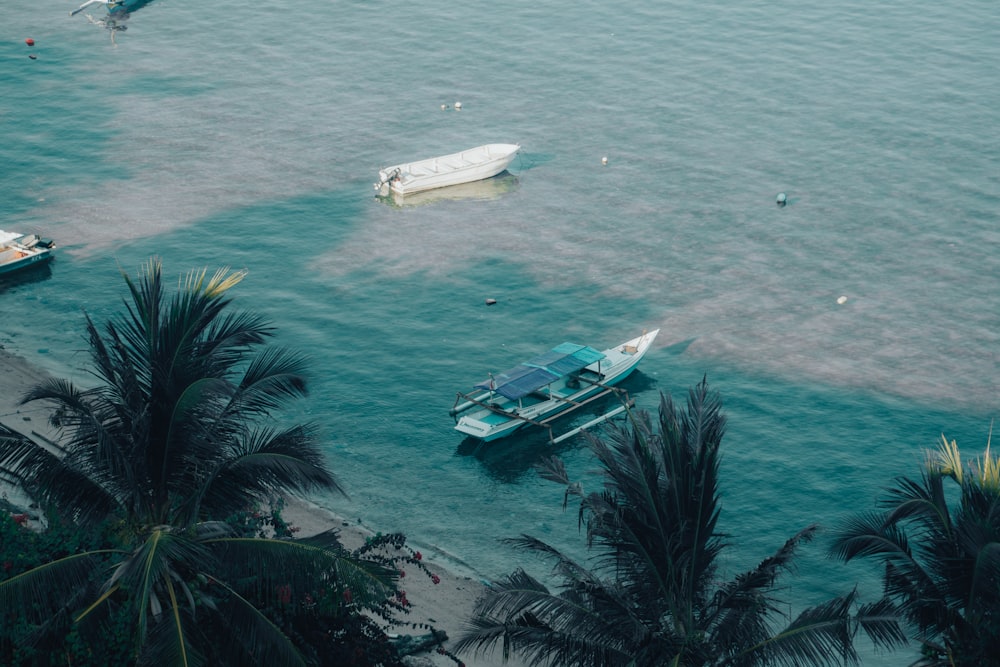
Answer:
[837, 295, 848, 305]
[601, 156, 608, 165]
[485, 298, 497, 306]
[454, 101, 462, 110]
[776, 192, 787, 206]
[441, 104, 449, 110]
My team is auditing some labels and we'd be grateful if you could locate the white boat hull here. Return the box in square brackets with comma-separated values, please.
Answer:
[453, 329, 660, 443]
[0, 232, 55, 276]
[377, 143, 520, 196]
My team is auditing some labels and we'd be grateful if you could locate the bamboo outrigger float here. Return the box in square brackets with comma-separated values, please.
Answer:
[451, 329, 659, 443]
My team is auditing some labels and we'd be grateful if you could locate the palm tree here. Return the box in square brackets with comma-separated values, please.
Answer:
[456, 378, 904, 666]
[830, 433, 1000, 667]
[0, 259, 402, 666]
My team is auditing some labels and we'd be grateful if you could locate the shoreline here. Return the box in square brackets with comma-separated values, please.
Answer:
[281, 496, 509, 667]
[0, 346, 518, 667]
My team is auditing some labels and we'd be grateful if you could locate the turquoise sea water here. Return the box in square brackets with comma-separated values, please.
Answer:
[3, 1, 998, 663]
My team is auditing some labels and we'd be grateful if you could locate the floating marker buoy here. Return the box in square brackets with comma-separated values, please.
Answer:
[25, 38, 35, 46]
[601, 156, 608, 165]
[454, 101, 462, 110]
[837, 295, 847, 305]
[776, 192, 787, 207]
[441, 104, 448, 110]
[485, 298, 497, 306]
[29, 54, 37, 60]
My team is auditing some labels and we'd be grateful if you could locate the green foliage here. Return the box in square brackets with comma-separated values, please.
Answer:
[457, 379, 905, 667]
[0, 511, 133, 666]
[831, 433, 1000, 667]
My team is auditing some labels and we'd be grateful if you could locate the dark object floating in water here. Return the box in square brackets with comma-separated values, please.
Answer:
[776, 192, 787, 207]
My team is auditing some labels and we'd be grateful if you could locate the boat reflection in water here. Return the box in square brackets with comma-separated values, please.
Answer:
[70, 0, 157, 42]
[377, 171, 519, 208]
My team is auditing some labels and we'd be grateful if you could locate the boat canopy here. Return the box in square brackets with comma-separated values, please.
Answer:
[475, 342, 606, 400]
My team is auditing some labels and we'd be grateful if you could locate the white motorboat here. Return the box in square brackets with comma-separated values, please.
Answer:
[451, 329, 660, 443]
[375, 144, 520, 197]
[0, 231, 55, 277]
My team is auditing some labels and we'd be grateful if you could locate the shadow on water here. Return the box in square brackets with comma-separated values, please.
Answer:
[455, 370, 661, 483]
[455, 429, 579, 485]
[0, 262, 54, 293]
[375, 172, 519, 209]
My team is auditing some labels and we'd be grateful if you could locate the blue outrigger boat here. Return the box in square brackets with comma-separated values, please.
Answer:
[450, 329, 659, 443]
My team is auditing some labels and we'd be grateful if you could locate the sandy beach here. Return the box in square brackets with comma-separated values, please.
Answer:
[0, 346, 519, 667]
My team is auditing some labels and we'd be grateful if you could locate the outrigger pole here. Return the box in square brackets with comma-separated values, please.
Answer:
[452, 378, 635, 444]
[71, 0, 107, 15]
[549, 396, 635, 445]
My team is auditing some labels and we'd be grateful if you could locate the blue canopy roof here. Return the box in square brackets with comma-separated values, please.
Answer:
[475, 342, 606, 400]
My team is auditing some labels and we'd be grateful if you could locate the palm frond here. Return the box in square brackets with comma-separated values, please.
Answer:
[235, 346, 311, 412]
[136, 604, 206, 667]
[829, 512, 911, 562]
[0, 551, 116, 623]
[186, 424, 341, 523]
[202, 583, 307, 667]
[459, 613, 631, 667]
[731, 592, 858, 667]
[0, 421, 120, 524]
[457, 568, 636, 667]
[503, 534, 604, 587]
[854, 597, 907, 650]
[109, 528, 214, 644]
[206, 535, 397, 610]
[706, 525, 820, 650]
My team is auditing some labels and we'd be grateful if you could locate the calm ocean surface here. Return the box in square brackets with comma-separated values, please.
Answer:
[3, 1, 998, 663]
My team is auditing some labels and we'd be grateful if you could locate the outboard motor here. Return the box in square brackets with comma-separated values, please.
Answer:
[374, 168, 401, 197]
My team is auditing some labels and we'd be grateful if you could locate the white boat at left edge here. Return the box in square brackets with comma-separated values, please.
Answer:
[0, 230, 56, 277]
[375, 143, 520, 197]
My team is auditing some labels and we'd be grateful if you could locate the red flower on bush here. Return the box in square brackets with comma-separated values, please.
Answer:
[342, 588, 353, 604]
[275, 584, 292, 605]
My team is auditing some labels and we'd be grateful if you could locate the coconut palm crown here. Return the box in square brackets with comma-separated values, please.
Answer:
[830, 432, 1000, 667]
[0, 259, 399, 666]
[456, 379, 905, 666]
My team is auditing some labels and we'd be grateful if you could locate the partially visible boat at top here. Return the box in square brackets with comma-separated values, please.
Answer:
[375, 144, 520, 197]
[451, 329, 660, 444]
[0, 231, 56, 277]
[70, 0, 157, 42]
[71, 0, 153, 16]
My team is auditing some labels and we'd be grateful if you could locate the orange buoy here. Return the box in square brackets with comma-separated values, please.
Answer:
[25, 38, 35, 46]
